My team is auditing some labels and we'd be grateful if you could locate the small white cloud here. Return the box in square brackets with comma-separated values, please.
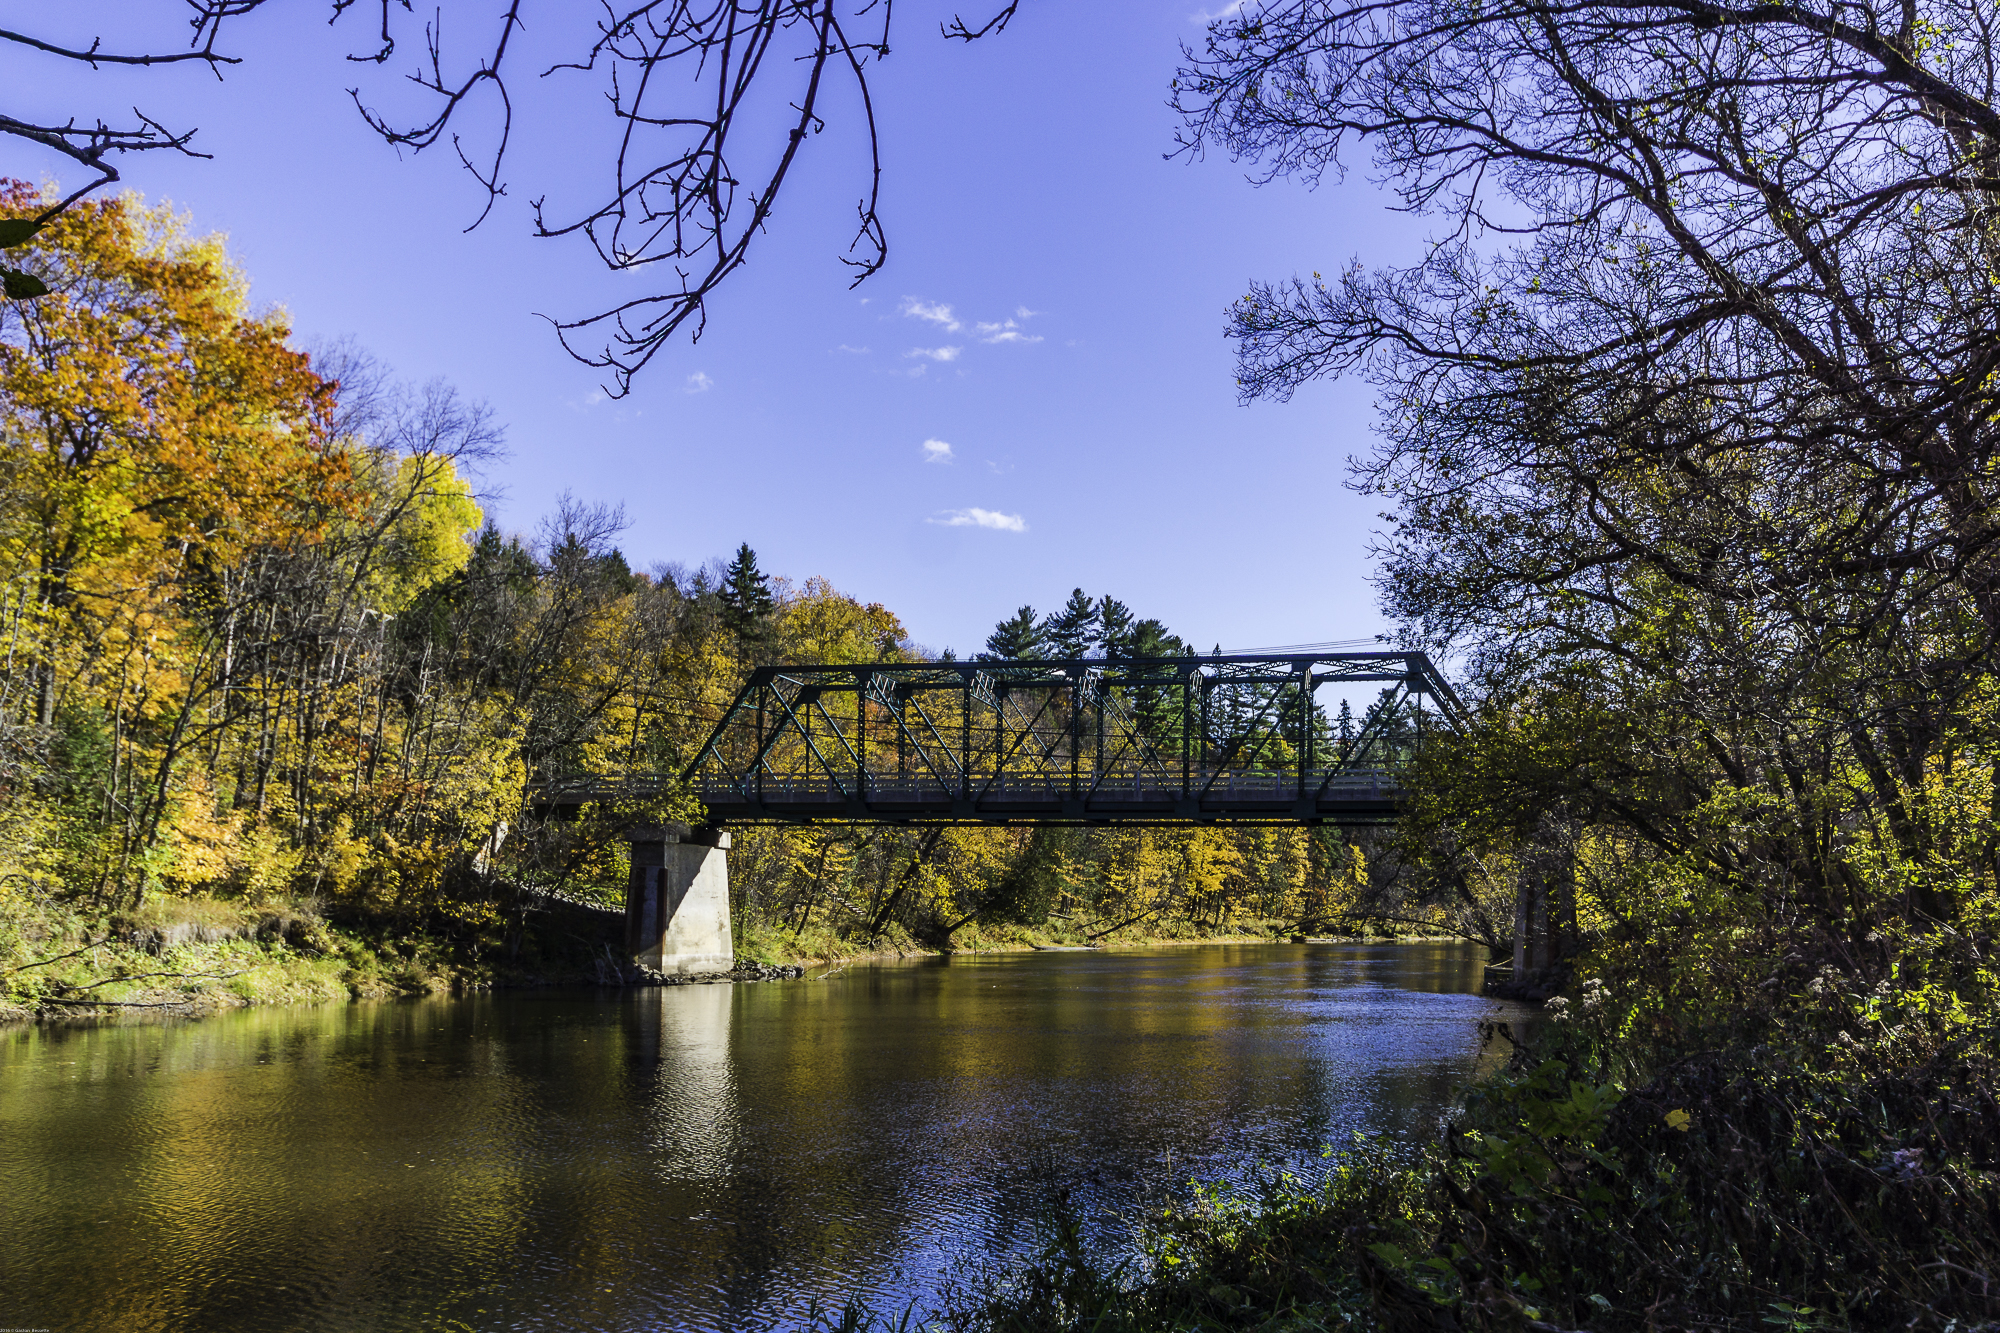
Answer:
[922, 438, 955, 464]
[834, 344, 871, 355]
[928, 507, 1027, 532]
[1015, 305, 1040, 319]
[906, 346, 963, 362]
[899, 297, 962, 332]
[974, 318, 1044, 345]
[1191, 0, 1246, 22]
[685, 371, 714, 394]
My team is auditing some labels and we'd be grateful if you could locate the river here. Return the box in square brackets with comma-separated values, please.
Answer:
[0, 941, 1531, 1332]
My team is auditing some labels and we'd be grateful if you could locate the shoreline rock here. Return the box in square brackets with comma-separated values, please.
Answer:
[622, 959, 806, 986]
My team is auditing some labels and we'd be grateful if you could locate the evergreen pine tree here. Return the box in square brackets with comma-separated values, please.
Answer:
[595, 547, 642, 595]
[982, 605, 1044, 659]
[1042, 588, 1100, 658]
[1098, 596, 1135, 657]
[1128, 618, 1183, 659]
[1125, 617, 1188, 749]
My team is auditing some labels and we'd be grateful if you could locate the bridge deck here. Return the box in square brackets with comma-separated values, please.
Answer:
[689, 770, 1402, 825]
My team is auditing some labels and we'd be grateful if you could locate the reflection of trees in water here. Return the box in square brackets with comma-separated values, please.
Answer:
[3, 947, 1538, 1333]
[0, 997, 556, 1333]
[691, 946, 1531, 1297]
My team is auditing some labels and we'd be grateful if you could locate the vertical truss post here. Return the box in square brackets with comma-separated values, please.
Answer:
[1180, 668, 1193, 803]
[1094, 677, 1105, 790]
[1298, 664, 1311, 801]
[755, 681, 766, 803]
[1068, 668, 1081, 801]
[856, 669, 869, 805]
[1200, 674, 1211, 776]
[961, 669, 972, 805]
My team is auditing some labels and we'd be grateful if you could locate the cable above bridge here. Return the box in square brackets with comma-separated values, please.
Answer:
[650, 651, 1462, 826]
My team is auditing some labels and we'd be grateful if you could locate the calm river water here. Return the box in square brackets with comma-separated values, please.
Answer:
[0, 942, 1530, 1332]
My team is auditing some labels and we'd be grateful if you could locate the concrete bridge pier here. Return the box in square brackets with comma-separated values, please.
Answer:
[1512, 831, 1579, 984]
[626, 824, 734, 974]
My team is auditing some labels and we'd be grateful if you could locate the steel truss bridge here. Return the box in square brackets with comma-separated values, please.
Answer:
[664, 651, 1463, 827]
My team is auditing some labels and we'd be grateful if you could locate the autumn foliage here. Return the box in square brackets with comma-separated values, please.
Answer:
[0, 185, 1409, 953]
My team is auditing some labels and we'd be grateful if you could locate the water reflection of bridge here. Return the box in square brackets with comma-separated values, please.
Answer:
[678, 651, 1462, 827]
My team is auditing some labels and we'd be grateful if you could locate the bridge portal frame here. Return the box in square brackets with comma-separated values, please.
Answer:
[679, 651, 1463, 827]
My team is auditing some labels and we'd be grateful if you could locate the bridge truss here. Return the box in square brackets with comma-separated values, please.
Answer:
[679, 652, 1463, 826]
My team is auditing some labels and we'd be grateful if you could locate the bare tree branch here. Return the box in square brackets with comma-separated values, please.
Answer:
[0, 1, 1023, 391]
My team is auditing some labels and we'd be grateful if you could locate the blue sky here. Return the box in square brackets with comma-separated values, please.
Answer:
[9, 2, 1419, 657]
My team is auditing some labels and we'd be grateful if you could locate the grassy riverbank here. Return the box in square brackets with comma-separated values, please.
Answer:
[0, 892, 1449, 1022]
[732, 913, 1461, 969]
[0, 896, 477, 1022]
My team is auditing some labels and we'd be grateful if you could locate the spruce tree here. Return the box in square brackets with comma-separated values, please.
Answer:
[719, 542, 779, 660]
[719, 543, 776, 630]
[983, 605, 1044, 659]
[1042, 588, 1100, 658]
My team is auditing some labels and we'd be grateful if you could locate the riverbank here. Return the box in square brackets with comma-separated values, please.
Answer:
[0, 896, 463, 1023]
[0, 892, 1467, 1022]
[734, 912, 1471, 969]
[819, 934, 2000, 1332]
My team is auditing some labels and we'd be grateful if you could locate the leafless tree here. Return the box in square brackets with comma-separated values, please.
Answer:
[1179, 0, 2000, 641]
